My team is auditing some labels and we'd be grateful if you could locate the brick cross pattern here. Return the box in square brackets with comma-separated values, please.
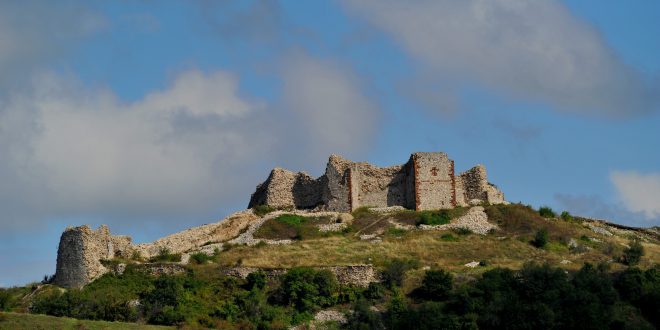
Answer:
[430, 167, 439, 176]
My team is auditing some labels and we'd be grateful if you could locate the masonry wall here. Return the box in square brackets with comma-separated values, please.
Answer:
[55, 225, 131, 288]
[412, 152, 455, 210]
[354, 163, 407, 209]
[249, 151, 505, 212]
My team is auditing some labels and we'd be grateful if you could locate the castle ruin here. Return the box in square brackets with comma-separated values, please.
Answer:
[54, 151, 505, 288]
[249, 152, 504, 211]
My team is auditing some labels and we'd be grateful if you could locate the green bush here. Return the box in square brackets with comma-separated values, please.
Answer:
[453, 227, 472, 235]
[539, 206, 556, 218]
[416, 210, 451, 226]
[346, 299, 384, 330]
[364, 282, 385, 300]
[148, 247, 182, 263]
[0, 289, 11, 311]
[532, 228, 549, 248]
[623, 240, 645, 266]
[246, 271, 267, 291]
[415, 269, 453, 301]
[190, 252, 214, 264]
[253, 205, 276, 216]
[560, 211, 573, 221]
[440, 233, 458, 241]
[277, 267, 339, 312]
[382, 259, 420, 288]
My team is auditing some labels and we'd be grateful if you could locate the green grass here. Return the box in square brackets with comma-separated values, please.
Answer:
[147, 247, 181, 263]
[254, 214, 340, 240]
[0, 312, 172, 330]
[253, 204, 277, 217]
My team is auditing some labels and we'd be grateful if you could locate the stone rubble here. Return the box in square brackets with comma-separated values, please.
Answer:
[464, 261, 480, 268]
[419, 206, 497, 235]
[314, 310, 347, 324]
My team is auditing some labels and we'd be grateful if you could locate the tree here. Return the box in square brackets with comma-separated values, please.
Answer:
[416, 269, 453, 301]
[623, 240, 644, 266]
[532, 228, 549, 248]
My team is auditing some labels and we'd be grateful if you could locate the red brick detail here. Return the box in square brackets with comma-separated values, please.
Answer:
[413, 156, 420, 210]
[347, 168, 353, 211]
[450, 160, 457, 207]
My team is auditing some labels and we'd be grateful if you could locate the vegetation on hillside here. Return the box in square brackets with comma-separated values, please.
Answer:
[2, 203, 659, 329]
[4, 262, 659, 329]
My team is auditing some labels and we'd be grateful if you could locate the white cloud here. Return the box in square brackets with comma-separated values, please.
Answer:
[610, 171, 660, 219]
[0, 70, 266, 220]
[0, 54, 379, 231]
[280, 53, 379, 167]
[343, 0, 658, 116]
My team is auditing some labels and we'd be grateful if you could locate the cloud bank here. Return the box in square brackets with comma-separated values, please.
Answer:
[0, 56, 377, 232]
[611, 171, 660, 219]
[344, 0, 658, 116]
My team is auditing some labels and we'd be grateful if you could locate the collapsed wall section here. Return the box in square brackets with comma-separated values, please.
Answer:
[248, 168, 325, 210]
[456, 165, 505, 206]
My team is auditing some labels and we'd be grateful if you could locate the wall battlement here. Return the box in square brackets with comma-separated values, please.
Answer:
[249, 152, 505, 212]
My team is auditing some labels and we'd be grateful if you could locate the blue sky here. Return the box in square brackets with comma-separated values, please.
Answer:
[0, 0, 659, 287]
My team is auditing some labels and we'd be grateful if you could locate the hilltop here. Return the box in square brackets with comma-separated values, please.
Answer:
[1, 152, 659, 329]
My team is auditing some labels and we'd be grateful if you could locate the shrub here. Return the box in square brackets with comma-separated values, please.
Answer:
[351, 206, 374, 219]
[453, 227, 472, 235]
[253, 205, 276, 216]
[0, 289, 12, 311]
[560, 211, 573, 221]
[141, 276, 186, 325]
[346, 299, 383, 330]
[382, 259, 420, 288]
[246, 271, 267, 291]
[539, 206, 556, 218]
[415, 269, 453, 301]
[148, 247, 182, 263]
[277, 267, 339, 312]
[440, 233, 458, 241]
[532, 228, 549, 248]
[416, 210, 451, 226]
[190, 252, 214, 264]
[622, 240, 644, 266]
[364, 282, 385, 300]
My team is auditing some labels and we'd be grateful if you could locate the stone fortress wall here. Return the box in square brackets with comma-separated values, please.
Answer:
[54, 151, 505, 289]
[54, 225, 132, 288]
[249, 152, 505, 212]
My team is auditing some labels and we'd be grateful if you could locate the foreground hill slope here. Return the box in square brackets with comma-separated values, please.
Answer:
[3, 203, 659, 329]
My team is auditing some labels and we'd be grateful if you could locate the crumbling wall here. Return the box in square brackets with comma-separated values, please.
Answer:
[457, 165, 505, 205]
[249, 151, 506, 212]
[323, 155, 353, 212]
[355, 163, 407, 209]
[248, 168, 324, 210]
[54, 225, 128, 288]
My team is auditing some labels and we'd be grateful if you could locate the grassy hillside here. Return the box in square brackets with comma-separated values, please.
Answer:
[0, 312, 171, 330]
[1, 203, 658, 329]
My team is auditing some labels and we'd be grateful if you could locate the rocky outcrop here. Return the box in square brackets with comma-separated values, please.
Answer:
[249, 152, 505, 212]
